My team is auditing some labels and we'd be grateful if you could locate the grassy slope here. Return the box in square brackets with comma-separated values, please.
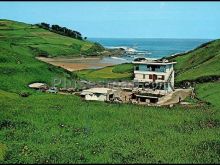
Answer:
[0, 19, 105, 93]
[0, 20, 220, 163]
[195, 82, 220, 108]
[0, 19, 104, 58]
[75, 63, 133, 81]
[169, 39, 220, 82]
[0, 39, 74, 93]
[1, 90, 220, 163]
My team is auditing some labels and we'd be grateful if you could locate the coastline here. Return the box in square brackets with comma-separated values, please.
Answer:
[36, 56, 118, 71]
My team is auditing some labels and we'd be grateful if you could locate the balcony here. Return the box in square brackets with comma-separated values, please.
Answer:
[134, 67, 166, 72]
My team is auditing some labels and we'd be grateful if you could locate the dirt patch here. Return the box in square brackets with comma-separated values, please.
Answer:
[158, 88, 193, 106]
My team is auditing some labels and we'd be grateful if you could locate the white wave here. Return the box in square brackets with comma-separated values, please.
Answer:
[111, 56, 128, 61]
[105, 46, 128, 50]
[106, 46, 138, 52]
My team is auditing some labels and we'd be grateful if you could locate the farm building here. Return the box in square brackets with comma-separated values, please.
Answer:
[80, 88, 116, 101]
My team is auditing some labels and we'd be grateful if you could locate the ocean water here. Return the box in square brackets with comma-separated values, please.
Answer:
[89, 38, 211, 63]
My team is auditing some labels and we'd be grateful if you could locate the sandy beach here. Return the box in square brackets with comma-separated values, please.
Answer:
[36, 57, 116, 71]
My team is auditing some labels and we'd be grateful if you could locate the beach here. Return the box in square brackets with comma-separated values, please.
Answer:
[36, 57, 118, 71]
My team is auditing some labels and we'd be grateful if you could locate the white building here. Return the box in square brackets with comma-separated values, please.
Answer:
[132, 58, 177, 103]
[80, 88, 116, 101]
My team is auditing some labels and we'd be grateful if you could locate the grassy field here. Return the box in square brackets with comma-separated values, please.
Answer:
[75, 63, 133, 81]
[0, 19, 220, 163]
[0, 87, 220, 163]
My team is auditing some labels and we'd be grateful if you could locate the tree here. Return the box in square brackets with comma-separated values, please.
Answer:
[51, 25, 60, 31]
[38, 23, 84, 40]
[40, 22, 50, 29]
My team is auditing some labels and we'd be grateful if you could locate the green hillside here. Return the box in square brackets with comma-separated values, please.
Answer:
[0, 20, 220, 163]
[0, 19, 106, 93]
[168, 39, 220, 82]
[0, 19, 104, 58]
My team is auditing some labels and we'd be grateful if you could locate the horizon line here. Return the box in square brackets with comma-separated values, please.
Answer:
[88, 37, 214, 40]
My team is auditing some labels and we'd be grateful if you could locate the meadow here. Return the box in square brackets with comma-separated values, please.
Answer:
[0, 86, 220, 163]
[0, 19, 220, 163]
[75, 63, 133, 81]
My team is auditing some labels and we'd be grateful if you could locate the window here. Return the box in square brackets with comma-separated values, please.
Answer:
[143, 74, 145, 79]
[149, 74, 152, 79]
[157, 75, 165, 80]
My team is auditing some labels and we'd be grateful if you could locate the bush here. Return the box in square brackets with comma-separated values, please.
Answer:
[19, 92, 31, 97]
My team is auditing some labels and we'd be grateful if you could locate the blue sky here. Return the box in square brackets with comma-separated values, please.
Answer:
[0, 2, 220, 39]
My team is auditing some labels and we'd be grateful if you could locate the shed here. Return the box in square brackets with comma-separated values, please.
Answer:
[80, 87, 116, 101]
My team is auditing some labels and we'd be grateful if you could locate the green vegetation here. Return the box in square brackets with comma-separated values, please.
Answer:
[1, 89, 220, 163]
[0, 143, 7, 161]
[0, 39, 75, 93]
[0, 19, 104, 58]
[112, 63, 133, 73]
[0, 19, 220, 163]
[0, 19, 106, 93]
[75, 63, 133, 81]
[195, 82, 220, 108]
[36, 22, 84, 40]
[168, 39, 220, 82]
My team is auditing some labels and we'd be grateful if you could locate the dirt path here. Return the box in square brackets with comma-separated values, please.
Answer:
[157, 88, 193, 106]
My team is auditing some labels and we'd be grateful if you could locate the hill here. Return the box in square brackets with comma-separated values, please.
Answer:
[0, 19, 105, 58]
[0, 19, 108, 93]
[168, 39, 220, 83]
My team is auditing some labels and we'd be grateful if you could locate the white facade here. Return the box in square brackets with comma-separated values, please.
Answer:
[84, 93, 107, 101]
[81, 88, 116, 101]
[132, 59, 176, 93]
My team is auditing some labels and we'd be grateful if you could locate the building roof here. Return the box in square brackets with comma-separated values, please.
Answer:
[81, 87, 116, 95]
[132, 58, 177, 65]
[28, 83, 47, 89]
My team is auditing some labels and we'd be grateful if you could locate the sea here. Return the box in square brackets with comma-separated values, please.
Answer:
[89, 38, 211, 64]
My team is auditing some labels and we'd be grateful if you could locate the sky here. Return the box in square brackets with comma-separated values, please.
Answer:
[0, 1, 220, 39]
